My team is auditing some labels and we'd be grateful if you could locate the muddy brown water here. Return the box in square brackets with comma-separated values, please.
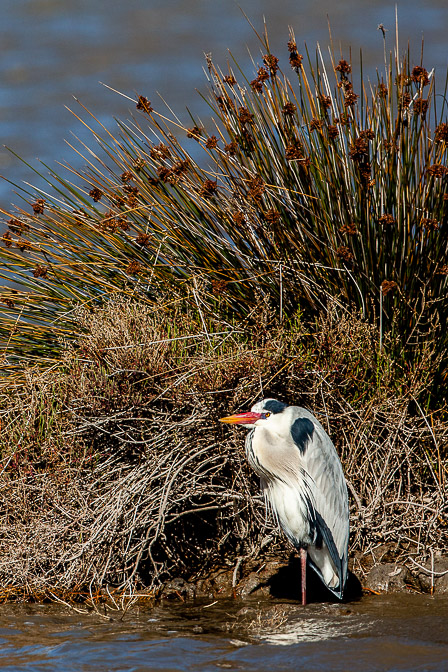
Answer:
[0, 594, 447, 671]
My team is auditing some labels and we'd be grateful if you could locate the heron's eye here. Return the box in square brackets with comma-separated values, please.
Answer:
[263, 411, 271, 418]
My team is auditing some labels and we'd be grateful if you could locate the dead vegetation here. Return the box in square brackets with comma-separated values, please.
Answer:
[0, 298, 446, 602]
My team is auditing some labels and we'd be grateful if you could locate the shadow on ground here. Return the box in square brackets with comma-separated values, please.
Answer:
[267, 555, 362, 603]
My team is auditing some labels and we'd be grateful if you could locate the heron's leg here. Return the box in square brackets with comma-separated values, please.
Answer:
[300, 547, 307, 606]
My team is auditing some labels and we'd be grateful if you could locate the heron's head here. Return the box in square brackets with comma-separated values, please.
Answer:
[219, 398, 288, 429]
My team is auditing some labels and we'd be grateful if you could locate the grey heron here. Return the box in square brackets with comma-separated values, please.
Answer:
[220, 398, 349, 605]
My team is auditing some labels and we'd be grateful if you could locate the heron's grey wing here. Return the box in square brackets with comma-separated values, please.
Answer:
[290, 413, 349, 587]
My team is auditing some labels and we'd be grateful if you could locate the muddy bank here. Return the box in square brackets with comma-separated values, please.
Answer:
[160, 551, 448, 603]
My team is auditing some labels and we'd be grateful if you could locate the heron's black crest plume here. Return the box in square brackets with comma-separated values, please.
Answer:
[263, 399, 287, 414]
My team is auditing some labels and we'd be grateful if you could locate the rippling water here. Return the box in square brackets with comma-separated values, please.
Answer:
[0, 0, 447, 205]
[0, 594, 447, 671]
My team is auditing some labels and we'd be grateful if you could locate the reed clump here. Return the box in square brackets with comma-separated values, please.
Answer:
[0, 26, 447, 389]
[0, 24, 447, 601]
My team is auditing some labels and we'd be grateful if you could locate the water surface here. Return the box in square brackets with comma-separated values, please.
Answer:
[0, 594, 447, 671]
[1, 0, 447, 205]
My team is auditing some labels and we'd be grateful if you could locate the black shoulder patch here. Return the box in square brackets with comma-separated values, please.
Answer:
[264, 399, 287, 414]
[290, 417, 314, 454]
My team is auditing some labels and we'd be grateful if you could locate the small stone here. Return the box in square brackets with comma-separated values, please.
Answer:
[416, 557, 448, 594]
[235, 561, 283, 598]
[162, 577, 195, 600]
[365, 563, 413, 592]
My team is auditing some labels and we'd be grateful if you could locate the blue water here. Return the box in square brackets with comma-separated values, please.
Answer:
[0, 595, 447, 671]
[0, 0, 447, 206]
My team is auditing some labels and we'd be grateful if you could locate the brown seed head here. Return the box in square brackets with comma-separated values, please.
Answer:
[32, 198, 45, 214]
[205, 135, 219, 149]
[224, 140, 238, 156]
[436, 264, 448, 275]
[335, 59, 351, 75]
[309, 118, 322, 131]
[117, 218, 131, 231]
[89, 187, 103, 202]
[421, 217, 439, 230]
[285, 143, 303, 161]
[223, 75, 237, 86]
[282, 102, 297, 117]
[344, 91, 359, 107]
[318, 94, 332, 109]
[263, 54, 279, 76]
[435, 123, 448, 142]
[379, 214, 396, 226]
[172, 160, 190, 176]
[239, 128, 255, 150]
[251, 78, 264, 93]
[199, 179, 218, 197]
[123, 184, 139, 195]
[8, 218, 28, 234]
[132, 158, 147, 171]
[378, 82, 388, 99]
[327, 125, 339, 139]
[126, 260, 141, 275]
[16, 238, 31, 251]
[360, 129, 375, 140]
[411, 66, 430, 87]
[257, 67, 270, 82]
[247, 176, 265, 201]
[289, 51, 303, 69]
[2, 231, 13, 247]
[349, 137, 369, 161]
[121, 171, 133, 183]
[402, 92, 412, 108]
[215, 95, 235, 112]
[150, 143, 171, 160]
[136, 232, 151, 247]
[264, 209, 281, 225]
[33, 265, 48, 278]
[383, 139, 398, 153]
[336, 246, 354, 263]
[413, 98, 429, 118]
[136, 95, 153, 114]
[186, 126, 203, 139]
[238, 107, 254, 124]
[111, 193, 126, 207]
[335, 115, 351, 126]
[3, 297, 15, 309]
[427, 164, 448, 178]
[396, 73, 412, 88]
[100, 211, 119, 233]
[232, 212, 245, 226]
[340, 222, 358, 235]
[381, 280, 398, 295]
[157, 166, 173, 182]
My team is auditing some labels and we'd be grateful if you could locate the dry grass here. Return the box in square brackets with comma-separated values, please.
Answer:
[0, 298, 446, 601]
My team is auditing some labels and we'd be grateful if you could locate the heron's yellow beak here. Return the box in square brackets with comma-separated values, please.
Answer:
[219, 411, 262, 425]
